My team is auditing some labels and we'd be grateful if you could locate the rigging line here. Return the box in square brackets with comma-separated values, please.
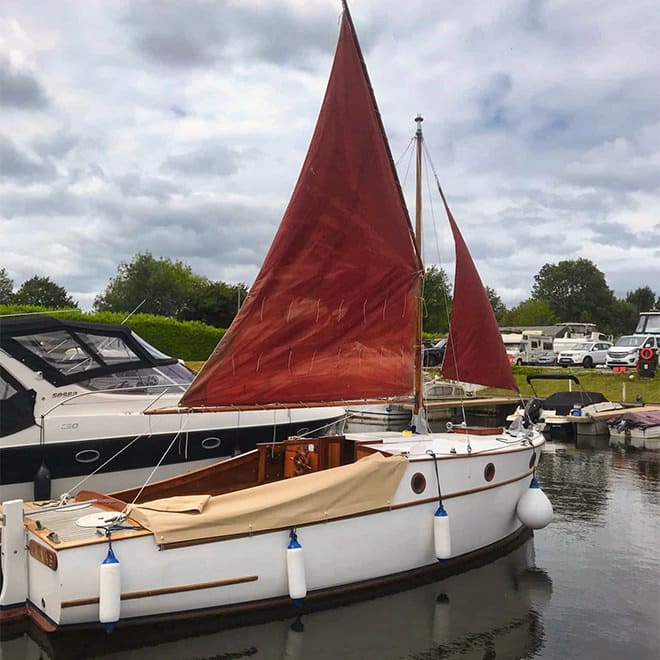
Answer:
[422, 143, 444, 276]
[123, 414, 192, 512]
[298, 412, 349, 437]
[399, 137, 416, 189]
[422, 143, 472, 445]
[395, 136, 415, 168]
[64, 434, 146, 498]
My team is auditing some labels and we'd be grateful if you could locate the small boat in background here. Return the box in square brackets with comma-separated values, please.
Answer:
[507, 374, 620, 440]
[607, 409, 660, 450]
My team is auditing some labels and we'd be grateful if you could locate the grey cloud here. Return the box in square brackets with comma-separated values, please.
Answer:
[0, 135, 56, 182]
[161, 143, 242, 177]
[115, 172, 184, 200]
[33, 130, 80, 158]
[588, 220, 637, 248]
[0, 187, 83, 219]
[122, 1, 335, 70]
[0, 55, 49, 109]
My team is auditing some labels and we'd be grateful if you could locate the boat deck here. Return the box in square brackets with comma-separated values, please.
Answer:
[347, 429, 532, 458]
[22, 500, 149, 549]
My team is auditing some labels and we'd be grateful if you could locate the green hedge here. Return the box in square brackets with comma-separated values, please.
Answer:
[0, 305, 225, 361]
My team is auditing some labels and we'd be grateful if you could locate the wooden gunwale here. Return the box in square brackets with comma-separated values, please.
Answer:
[62, 575, 258, 609]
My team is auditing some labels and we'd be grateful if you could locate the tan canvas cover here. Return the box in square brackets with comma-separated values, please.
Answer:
[127, 452, 408, 544]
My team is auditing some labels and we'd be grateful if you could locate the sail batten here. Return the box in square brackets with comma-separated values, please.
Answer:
[181, 12, 421, 410]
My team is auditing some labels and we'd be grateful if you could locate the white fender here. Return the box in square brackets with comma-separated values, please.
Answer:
[516, 477, 553, 530]
[433, 505, 451, 560]
[99, 545, 121, 628]
[286, 535, 307, 602]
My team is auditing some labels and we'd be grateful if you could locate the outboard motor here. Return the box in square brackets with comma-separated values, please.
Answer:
[523, 398, 543, 427]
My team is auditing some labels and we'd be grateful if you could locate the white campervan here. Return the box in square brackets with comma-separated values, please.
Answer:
[502, 331, 555, 365]
[606, 334, 659, 369]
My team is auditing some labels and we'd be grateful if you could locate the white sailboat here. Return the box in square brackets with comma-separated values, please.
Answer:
[0, 1, 552, 633]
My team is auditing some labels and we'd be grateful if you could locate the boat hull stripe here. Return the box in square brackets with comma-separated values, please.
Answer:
[62, 575, 259, 608]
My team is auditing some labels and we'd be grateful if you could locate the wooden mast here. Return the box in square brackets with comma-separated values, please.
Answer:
[414, 115, 424, 415]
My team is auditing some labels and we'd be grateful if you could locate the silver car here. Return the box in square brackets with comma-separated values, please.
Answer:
[557, 341, 612, 368]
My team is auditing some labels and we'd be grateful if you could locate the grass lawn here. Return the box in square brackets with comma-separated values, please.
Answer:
[486, 366, 659, 404]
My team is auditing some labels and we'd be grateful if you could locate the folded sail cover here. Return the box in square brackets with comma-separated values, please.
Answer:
[182, 13, 421, 409]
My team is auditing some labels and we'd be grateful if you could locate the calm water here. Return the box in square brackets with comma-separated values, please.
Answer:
[2, 436, 659, 660]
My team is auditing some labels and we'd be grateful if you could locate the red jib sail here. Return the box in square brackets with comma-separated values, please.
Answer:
[181, 13, 422, 410]
[438, 187, 519, 392]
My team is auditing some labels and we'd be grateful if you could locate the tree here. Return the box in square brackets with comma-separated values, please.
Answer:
[181, 280, 248, 328]
[14, 276, 78, 308]
[0, 268, 14, 304]
[625, 286, 658, 314]
[422, 265, 452, 334]
[607, 299, 638, 337]
[485, 286, 507, 321]
[500, 299, 557, 326]
[531, 259, 616, 328]
[94, 253, 203, 318]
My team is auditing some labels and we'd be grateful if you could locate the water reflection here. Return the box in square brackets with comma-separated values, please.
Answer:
[1, 540, 551, 660]
[537, 443, 611, 528]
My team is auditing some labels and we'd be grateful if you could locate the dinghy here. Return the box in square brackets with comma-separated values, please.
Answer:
[0, 1, 551, 632]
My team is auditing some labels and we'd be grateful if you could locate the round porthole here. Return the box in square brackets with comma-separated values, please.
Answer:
[484, 463, 495, 482]
[529, 452, 537, 469]
[75, 449, 100, 464]
[201, 436, 222, 450]
[411, 472, 426, 494]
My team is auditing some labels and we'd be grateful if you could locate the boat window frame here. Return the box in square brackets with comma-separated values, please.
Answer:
[0, 318, 180, 387]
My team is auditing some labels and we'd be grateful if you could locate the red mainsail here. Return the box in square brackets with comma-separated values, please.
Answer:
[438, 187, 518, 392]
[181, 13, 422, 409]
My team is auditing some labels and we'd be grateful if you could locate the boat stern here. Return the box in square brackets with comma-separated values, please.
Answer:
[0, 499, 29, 623]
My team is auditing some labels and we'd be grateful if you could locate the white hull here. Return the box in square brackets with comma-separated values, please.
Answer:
[4, 539, 551, 660]
[0, 430, 548, 631]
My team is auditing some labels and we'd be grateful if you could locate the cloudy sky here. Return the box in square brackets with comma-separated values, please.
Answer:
[1, 0, 659, 311]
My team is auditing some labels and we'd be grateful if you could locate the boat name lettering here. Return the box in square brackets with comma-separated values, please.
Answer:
[28, 540, 58, 571]
[52, 391, 78, 398]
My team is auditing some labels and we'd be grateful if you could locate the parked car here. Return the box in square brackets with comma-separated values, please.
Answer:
[557, 341, 612, 368]
[533, 350, 557, 366]
[606, 334, 659, 369]
[423, 338, 447, 367]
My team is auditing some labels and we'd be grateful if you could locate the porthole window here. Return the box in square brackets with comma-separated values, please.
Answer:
[529, 452, 536, 469]
[484, 463, 495, 482]
[411, 472, 426, 494]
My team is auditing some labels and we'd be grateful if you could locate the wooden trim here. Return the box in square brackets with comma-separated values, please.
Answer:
[0, 603, 28, 624]
[146, 398, 409, 414]
[62, 575, 258, 609]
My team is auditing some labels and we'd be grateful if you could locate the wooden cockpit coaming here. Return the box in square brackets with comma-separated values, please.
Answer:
[109, 435, 380, 505]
